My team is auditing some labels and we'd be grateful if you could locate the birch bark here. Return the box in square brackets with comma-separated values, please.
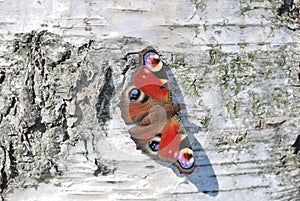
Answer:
[0, 0, 299, 200]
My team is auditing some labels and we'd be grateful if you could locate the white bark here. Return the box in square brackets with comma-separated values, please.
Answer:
[0, 0, 299, 200]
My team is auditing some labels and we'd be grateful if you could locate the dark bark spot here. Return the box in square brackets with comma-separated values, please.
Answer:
[292, 135, 300, 154]
[0, 71, 5, 84]
[277, 0, 293, 16]
[96, 67, 115, 124]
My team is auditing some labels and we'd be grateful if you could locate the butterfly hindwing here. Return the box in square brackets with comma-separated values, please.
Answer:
[158, 116, 195, 173]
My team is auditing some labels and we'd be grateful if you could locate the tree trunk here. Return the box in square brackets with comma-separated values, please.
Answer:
[0, 0, 299, 200]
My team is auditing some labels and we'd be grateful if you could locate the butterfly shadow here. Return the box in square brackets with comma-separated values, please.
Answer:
[166, 65, 219, 196]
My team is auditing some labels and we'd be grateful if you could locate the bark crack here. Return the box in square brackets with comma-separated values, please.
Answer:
[8, 142, 18, 179]
[0, 71, 5, 84]
[3, 97, 16, 117]
[0, 145, 8, 194]
[96, 67, 115, 124]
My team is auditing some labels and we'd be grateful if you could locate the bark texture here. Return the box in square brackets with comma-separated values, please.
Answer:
[0, 0, 300, 201]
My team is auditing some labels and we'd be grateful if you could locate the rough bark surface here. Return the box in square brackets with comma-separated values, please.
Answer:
[0, 0, 300, 201]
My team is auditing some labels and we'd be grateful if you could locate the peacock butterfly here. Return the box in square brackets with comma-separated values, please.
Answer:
[118, 47, 195, 174]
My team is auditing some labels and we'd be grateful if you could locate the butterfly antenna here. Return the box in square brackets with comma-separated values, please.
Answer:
[122, 51, 140, 61]
[121, 51, 141, 75]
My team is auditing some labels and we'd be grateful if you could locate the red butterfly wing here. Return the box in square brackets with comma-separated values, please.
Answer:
[158, 116, 195, 173]
[133, 66, 169, 102]
[158, 118, 182, 158]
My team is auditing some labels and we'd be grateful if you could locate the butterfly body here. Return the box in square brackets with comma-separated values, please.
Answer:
[118, 47, 195, 174]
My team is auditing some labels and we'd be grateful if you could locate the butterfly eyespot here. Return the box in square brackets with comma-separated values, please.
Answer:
[128, 88, 141, 102]
[127, 87, 149, 103]
[144, 51, 163, 72]
[148, 135, 161, 152]
[177, 148, 194, 170]
[149, 141, 159, 152]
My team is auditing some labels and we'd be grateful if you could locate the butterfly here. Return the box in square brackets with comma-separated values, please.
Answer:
[118, 47, 195, 174]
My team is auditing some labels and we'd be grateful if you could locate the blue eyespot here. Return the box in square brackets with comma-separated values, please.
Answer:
[129, 88, 140, 102]
[149, 140, 159, 152]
